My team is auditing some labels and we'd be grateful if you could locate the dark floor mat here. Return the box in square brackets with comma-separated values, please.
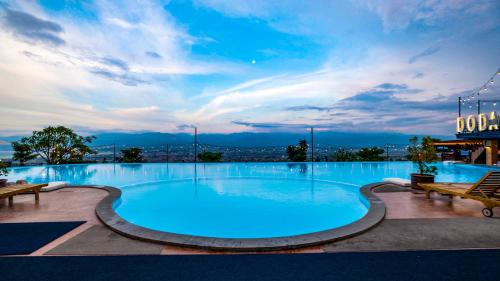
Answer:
[0, 221, 85, 255]
[2, 249, 500, 281]
[45, 225, 164, 255]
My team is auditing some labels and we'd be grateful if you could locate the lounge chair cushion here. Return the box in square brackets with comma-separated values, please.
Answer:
[41, 182, 69, 192]
[383, 178, 411, 186]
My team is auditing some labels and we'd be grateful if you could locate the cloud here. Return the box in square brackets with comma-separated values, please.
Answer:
[145, 51, 162, 59]
[111, 106, 160, 115]
[342, 89, 395, 103]
[177, 124, 197, 130]
[354, 0, 498, 32]
[413, 72, 424, 79]
[100, 56, 129, 71]
[233, 121, 309, 129]
[105, 17, 136, 29]
[192, 0, 346, 36]
[90, 69, 146, 86]
[408, 46, 440, 64]
[285, 105, 333, 112]
[1, 8, 65, 46]
[375, 83, 408, 90]
[0, 0, 497, 136]
[335, 84, 460, 113]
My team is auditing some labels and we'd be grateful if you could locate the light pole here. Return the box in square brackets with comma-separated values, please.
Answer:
[194, 127, 198, 163]
[310, 127, 314, 162]
[385, 144, 393, 161]
[166, 144, 169, 163]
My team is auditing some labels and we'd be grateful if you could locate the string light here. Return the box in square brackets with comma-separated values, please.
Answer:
[460, 68, 500, 103]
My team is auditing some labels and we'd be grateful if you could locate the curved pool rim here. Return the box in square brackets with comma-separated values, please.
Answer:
[92, 181, 386, 251]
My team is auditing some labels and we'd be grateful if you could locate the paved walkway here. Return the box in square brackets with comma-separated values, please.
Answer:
[324, 217, 500, 252]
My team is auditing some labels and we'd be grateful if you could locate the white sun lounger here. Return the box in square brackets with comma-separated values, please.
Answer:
[41, 181, 69, 192]
[383, 178, 411, 186]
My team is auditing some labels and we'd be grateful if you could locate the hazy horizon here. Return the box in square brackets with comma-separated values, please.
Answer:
[1, 1, 499, 136]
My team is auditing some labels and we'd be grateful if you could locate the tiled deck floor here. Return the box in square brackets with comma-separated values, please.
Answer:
[0, 187, 497, 255]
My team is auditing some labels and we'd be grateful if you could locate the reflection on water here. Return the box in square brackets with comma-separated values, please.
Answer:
[14, 165, 98, 185]
[287, 163, 308, 174]
[5, 162, 498, 188]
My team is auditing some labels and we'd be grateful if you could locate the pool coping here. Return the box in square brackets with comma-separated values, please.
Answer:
[88, 182, 386, 252]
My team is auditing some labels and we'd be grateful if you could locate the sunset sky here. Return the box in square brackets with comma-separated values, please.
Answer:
[0, 0, 499, 136]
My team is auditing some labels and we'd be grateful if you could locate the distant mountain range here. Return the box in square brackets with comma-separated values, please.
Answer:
[0, 131, 453, 149]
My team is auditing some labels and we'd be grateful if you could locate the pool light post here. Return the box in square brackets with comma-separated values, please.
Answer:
[113, 143, 116, 163]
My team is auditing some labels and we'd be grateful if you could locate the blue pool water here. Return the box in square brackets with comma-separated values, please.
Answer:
[5, 162, 497, 238]
[115, 177, 368, 238]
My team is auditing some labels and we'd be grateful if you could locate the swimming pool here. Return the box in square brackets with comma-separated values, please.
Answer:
[6, 161, 495, 188]
[115, 177, 368, 238]
[5, 162, 496, 246]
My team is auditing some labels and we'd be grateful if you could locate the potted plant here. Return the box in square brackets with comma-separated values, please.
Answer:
[0, 161, 8, 187]
[407, 136, 439, 188]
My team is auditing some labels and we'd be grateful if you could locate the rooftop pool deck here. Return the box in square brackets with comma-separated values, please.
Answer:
[3, 162, 499, 251]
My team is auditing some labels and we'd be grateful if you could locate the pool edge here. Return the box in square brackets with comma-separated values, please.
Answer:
[87, 182, 386, 252]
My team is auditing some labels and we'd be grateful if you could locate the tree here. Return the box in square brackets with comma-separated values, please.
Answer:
[287, 139, 308, 162]
[11, 141, 37, 166]
[198, 151, 223, 162]
[331, 148, 358, 162]
[407, 136, 439, 175]
[0, 161, 8, 177]
[357, 147, 385, 161]
[18, 126, 96, 164]
[121, 147, 145, 163]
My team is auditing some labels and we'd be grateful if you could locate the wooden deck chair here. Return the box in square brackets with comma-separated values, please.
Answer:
[0, 184, 47, 206]
[419, 171, 500, 217]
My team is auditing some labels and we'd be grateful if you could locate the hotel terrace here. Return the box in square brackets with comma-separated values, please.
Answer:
[1, 2, 500, 280]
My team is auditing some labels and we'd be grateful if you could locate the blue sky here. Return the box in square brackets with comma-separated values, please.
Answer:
[0, 0, 499, 136]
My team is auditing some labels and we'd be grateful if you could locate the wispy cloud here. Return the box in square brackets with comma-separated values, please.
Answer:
[413, 72, 424, 79]
[285, 105, 333, 112]
[145, 51, 162, 59]
[0, 0, 498, 136]
[354, 0, 498, 32]
[1, 8, 65, 46]
[100, 56, 129, 71]
[90, 69, 145, 86]
[408, 46, 440, 64]
[375, 83, 408, 90]
[111, 106, 160, 115]
[177, 124, 197, 130]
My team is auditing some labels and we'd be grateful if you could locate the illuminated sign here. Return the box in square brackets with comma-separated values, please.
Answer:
[457, 111, 499, 133]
